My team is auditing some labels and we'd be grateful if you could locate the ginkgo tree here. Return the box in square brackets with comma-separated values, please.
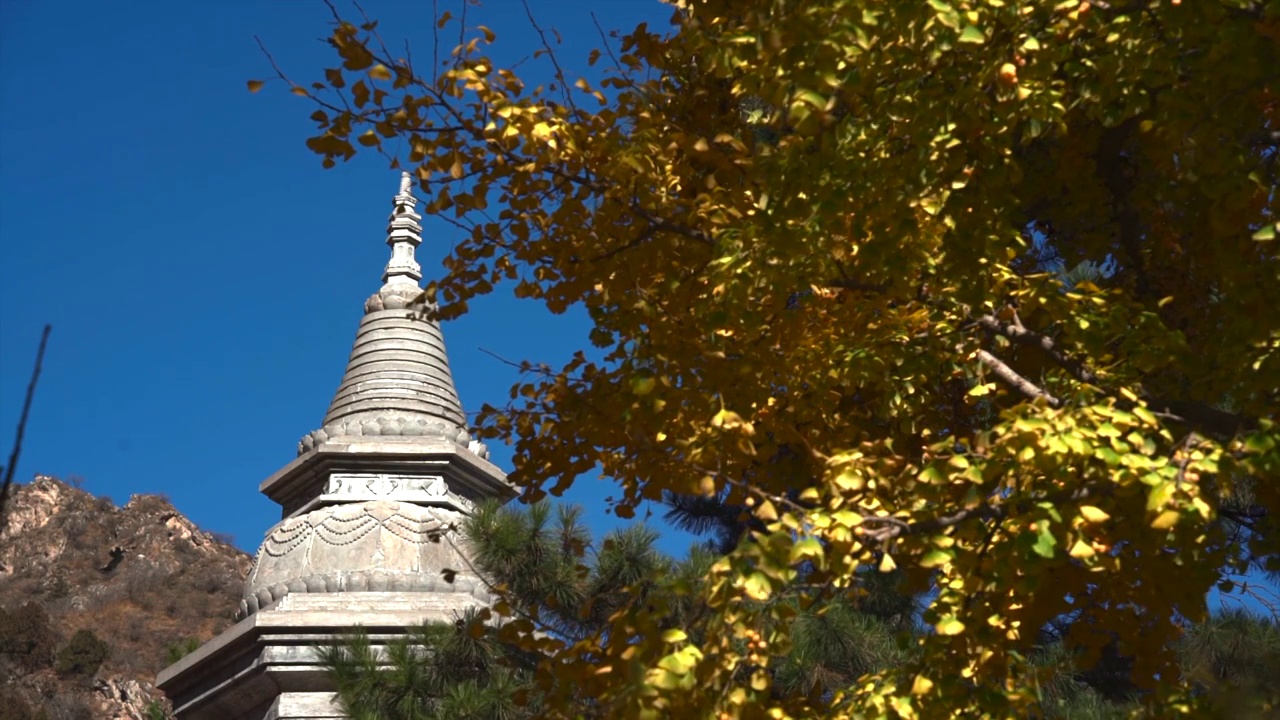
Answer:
[254, 0, 1280, 716]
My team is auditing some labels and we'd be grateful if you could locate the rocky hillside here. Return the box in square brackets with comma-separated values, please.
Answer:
[0, 476, 252, 719]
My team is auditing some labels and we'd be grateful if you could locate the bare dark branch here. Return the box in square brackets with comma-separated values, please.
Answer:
[0, 324, 52, 522]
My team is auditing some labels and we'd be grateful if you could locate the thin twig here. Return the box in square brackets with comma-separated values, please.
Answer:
[457, 0, 468, 65]
[521, 0, 579, 116]
[478, 346, 532, 372]
[589, 12, 640, 95]
[431, 0, 440, 72]
[857, 486, 1102, 544]
[1, 325, 52, 522]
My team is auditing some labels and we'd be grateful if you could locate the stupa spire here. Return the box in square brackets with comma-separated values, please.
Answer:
[296, 173, 480, 458]
[383, 171, 423, 286]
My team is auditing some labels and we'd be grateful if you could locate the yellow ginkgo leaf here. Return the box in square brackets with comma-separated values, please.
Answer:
[1079, 506, 1111, 523]
[1068, 540, 1096, 559]
[1151, 510, 1181, 530]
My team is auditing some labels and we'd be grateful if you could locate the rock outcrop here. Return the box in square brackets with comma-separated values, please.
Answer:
[0, 475, 252, 719]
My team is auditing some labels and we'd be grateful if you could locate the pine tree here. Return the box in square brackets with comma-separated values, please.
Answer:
[1179, 608, 1280, 718]
[319, 501, 702, 717]
[319, 606, 537, 720]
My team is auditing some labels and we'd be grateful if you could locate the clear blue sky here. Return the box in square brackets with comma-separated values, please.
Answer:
[0, 0, 699, 557]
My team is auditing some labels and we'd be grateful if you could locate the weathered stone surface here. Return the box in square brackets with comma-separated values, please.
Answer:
[242, 500, 490, 616]
[265, 692, 346, 719]
[158, 593, 489, 720]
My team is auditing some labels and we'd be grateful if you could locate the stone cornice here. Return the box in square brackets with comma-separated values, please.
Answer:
[261, 440, 514, 520]
[158, 593, 488, 720]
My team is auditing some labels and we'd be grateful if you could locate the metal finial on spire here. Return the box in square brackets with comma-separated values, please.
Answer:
[383, 172, 423, 285]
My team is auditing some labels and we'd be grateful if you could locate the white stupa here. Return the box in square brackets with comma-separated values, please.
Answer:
[157, 174, 514, 720]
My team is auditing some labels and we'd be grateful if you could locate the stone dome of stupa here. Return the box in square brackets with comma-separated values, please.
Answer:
[241, 499, 491, 615]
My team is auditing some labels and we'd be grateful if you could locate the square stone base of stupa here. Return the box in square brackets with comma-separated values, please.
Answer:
[157, 591, 485, 720]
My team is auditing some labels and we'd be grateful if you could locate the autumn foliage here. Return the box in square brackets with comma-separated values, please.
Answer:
[256, 0, 1280, 716]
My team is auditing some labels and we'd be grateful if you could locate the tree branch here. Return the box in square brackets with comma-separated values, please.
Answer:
[976, 349, 1061, 407]
[859, 486, 1099, 544]
[1142, 398, 1254, 440]
[975, 314, 1097, 385]
[974, 314, 1256, 440]
[0, 325, 51, 522]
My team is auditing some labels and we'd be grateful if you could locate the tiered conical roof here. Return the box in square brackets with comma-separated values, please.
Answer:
[297, 173, 486, 459]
